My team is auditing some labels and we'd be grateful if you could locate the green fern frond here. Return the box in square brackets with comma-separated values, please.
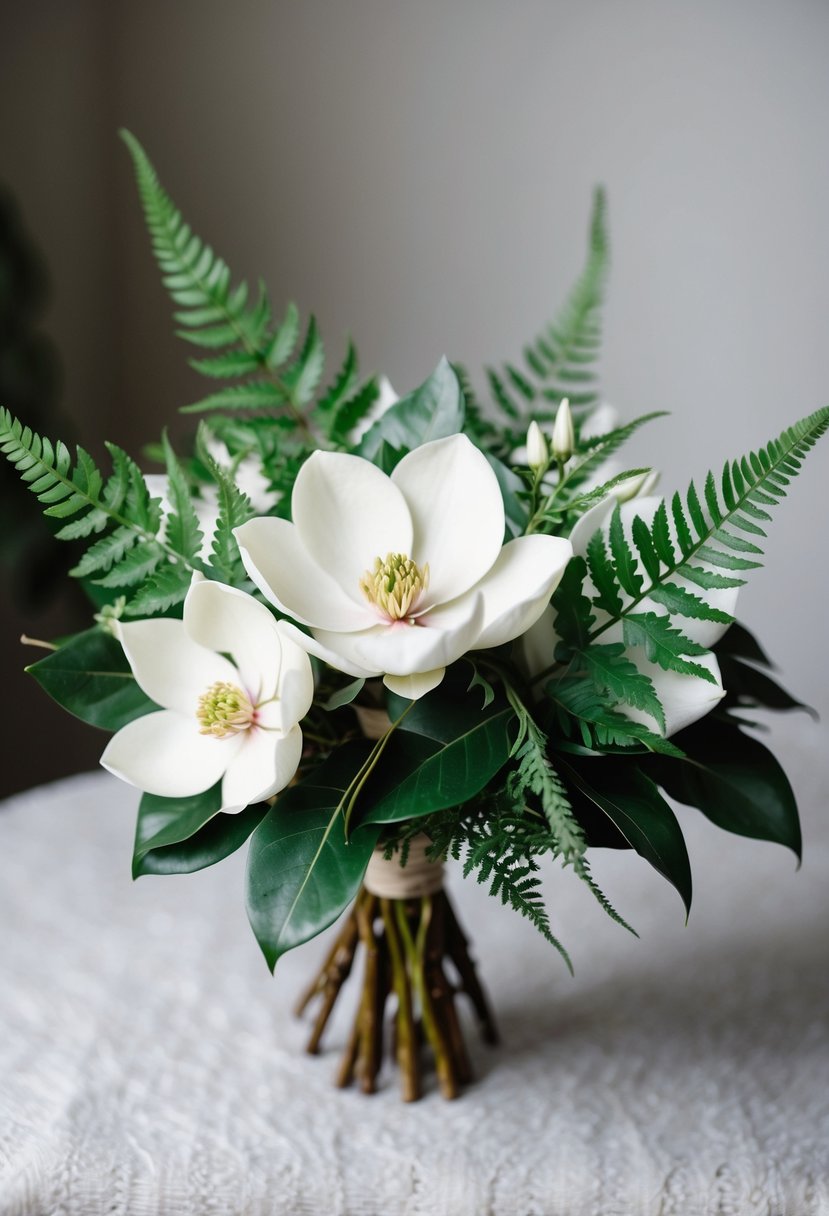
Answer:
[201, 456, 256, 587]
[549, 409, 829, 715]
[0, 408, 202, 615]
[583, 408, 829, 648]
[123, 563, 192, 616]
[160, 431, 203, 564]
[121, 131, 376, 440]
[485, 186, 609, 431]
[573, 857, 637, 937]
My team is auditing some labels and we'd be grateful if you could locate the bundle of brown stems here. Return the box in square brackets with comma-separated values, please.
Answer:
[294, 885, 499, 1100]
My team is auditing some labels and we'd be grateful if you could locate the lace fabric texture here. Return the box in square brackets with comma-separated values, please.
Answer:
[0, 716, 827, 1215]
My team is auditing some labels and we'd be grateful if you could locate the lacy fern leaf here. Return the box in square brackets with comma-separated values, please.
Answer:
[484, 186, 609, 434]
[0, 408, 203, 615]
[584, 408, 829, 645]
[121, 131, 374, 439]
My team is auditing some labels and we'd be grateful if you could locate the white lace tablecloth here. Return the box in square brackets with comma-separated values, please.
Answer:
[2, 718, 828, 1216]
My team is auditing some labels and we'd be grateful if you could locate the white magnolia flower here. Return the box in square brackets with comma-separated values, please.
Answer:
[101, 577, 314, 809]
[235, 433, 573, 700]
[522, 494, 739, 736]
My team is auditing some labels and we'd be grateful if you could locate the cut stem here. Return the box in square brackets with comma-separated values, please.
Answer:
[297, 881, 497, 1100]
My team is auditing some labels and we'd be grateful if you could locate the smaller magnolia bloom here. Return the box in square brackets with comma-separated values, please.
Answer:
[235, 433, 573, 700]
[526, 421, 549, 471]
[101, 577, 314, 810]
[551, 397, 575, 462]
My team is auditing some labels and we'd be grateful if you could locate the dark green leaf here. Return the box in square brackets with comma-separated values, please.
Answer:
[133, 786, 267, 876]
[563, 760, 692, 914]
[359, 709, 514, 824]
[647, 719, 801, 859]
[245, 743, 380, 969]
[357, 358, 464, 461]
[27, 627, 154, 731]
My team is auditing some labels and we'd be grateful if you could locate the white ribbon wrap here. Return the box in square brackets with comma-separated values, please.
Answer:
[363, 834, 445, 899]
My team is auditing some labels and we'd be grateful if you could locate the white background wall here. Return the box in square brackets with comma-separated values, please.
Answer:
[1, 0, 828, 794]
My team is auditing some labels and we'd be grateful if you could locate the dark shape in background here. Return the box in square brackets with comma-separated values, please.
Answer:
[0, 187, 102, 797]
[0, 186, 67, 608]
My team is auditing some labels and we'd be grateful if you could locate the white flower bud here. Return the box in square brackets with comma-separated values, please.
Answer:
[526, 421, 548, 470]
[614, 468, 661, 503]
[551, 397, 575, 462]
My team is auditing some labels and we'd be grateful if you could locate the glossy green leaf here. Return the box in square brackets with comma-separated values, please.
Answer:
[481, 450, 529, 539]
[647, 720, 802, 859]
[133, 782, 222, 874]
[135, 794, 266, 876]
[246, 743, 380, 969]
[357, 357, 464, 461]
[360, 708, 514, 825]
[322, 677, 366, 711]
[27, 627, 154, 731]
[562, 759, 693, 914]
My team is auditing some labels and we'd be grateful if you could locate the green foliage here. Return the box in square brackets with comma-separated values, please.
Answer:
[245, 744, 381, 969]
[0, 408, 210, 615]
[547, 673, 684, 757]
[121, 130, 375, 442]
[133, 785, 267, 876]
[550, 408, 829, 722]
[356, 358, 464, 463]
[358, 709, 515, 825]
[644, 718, 802, 859]
[562, 758, 693, 914]
[420, 795, 575, 970]
[481, 187, 609, 449]
[26, 626, 154, 730]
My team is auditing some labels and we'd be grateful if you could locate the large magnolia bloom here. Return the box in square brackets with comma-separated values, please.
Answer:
[522, 494, 739, 737]
[101, 577, 313, 810]
[235, 434, 573, 700]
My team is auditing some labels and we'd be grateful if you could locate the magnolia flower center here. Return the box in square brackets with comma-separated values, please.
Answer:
[360, 552, 429, 623]
[196, 681, 255, 738]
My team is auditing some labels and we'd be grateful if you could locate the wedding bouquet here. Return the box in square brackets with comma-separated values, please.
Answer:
[3, 133, 826, 1101]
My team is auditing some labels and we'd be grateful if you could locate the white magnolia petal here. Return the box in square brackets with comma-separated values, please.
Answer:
[221, 724, 303, 810]
[279, 620, 377, 679]
[622, 651, 725, 737]
[183, 576, 283, 704]
[292, 451, 413, 594]
[235, 517, 373, 632]
[569, 496, 616, 556]
[272, 623, 315, 724]
[515, 604, 557, 684]
[474, 535, 573, 650]
[311, 591, 485, 678]
[383, 667, 446, 700]
[116, 619, 238, 716]
[100, 710, 236, 797]
[391, 435, 504, 604]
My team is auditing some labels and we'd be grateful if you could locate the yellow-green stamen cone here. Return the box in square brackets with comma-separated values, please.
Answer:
[360, 552, 429, 622]
[196, 681, 254, 738]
